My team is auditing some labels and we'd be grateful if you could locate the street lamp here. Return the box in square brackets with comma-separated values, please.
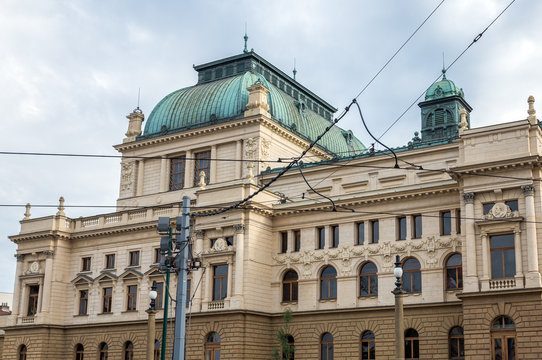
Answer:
[392, 255, 405, 360]
[147, 281, 158, 360]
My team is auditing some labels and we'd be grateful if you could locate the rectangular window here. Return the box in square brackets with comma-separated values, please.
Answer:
[193, 150, 211, 186]
[169, 156, 186, 190]
[280, 232, 288, 253]
[456, 209, 461, 234]
[293, 230, 301, 252]
[129, 251, 140, 267]
[213, 265, 228, 301]
[127, 285, 137, 311]
[105, 254, 115, 269]
[81, 257, 91, 272]
[154, 248, 163, 264]
[186, 279, 191, 307]
[79, 290, 88, 315]
[413, 215, 422, 239]
[506, 200, 518, 212]
[102, 287, 112, 313]
[155, 282, 164, 309]
[317, 227, 325, 249]
[225, 236, 234, 246]
[490, 234, 516, 279]
[397, 217, 407, 240]
[441, 211, 452, 236]
[483, 203, 494, 215]
[370, 220, 379, 244]
[331, 226, 339, 248]
[356, 222, 365, 245]
[27, 285, 39, 316]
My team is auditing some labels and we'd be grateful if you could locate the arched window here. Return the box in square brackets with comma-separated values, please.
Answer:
[403, 258, 421, 293]
[123, 341, 134, 360]
[154, 340, 160, 360]
[425, 113, 433, 128]
[320, 266, 337, 300]
[435, 109, 445, 125]
[404, 328, 419, 360]
[282, 335, 295, 360]
[18, 344, 27, 360]
[282, 270, 299, 302]
[99, 342, 108, 360]
[361, 330, 375, 359]
[449, 326, 464, 360]
[491, 316, 516, 360]
[446, 254, 463, 290]
[205, 332, 221, 360]
[360, 262, 378, 296]
[320, 332, 334, 360]
[74, 343, 84, 360]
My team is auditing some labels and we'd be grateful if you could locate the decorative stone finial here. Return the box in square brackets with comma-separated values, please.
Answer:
[246, 162, 255, 184]
[528, 95, 537, 124]
[243, 24, 249, 53]
[124, 108, 145, 143]
[56, 196, 65, 216]
[459, 108, 468, 131]
[293, 58, 297, 81]
[198, 171, 206, 190]
[23, 203, 31, 220]
[244, 81, 270, 117]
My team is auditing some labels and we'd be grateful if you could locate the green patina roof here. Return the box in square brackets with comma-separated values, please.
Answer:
[141, 53, 365, 156]
[425, 70, 464, 101]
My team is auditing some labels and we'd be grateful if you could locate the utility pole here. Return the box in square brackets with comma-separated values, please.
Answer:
[173, 196, 190, 360]
[156, 196, 199, 360]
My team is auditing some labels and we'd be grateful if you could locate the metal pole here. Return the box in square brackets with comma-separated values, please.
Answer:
[173, 196, 190, 360]
[161, 229, 172, 360]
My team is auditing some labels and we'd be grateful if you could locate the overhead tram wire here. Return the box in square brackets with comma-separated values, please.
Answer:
[377, 0, 517, 140]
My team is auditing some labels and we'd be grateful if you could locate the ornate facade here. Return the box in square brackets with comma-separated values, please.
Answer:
[2, 50, 542, 360]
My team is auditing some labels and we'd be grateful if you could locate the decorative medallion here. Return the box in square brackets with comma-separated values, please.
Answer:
[30, 261, 39, 274]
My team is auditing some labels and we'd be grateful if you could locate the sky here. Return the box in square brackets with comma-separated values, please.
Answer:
[0, 0, 541, 293]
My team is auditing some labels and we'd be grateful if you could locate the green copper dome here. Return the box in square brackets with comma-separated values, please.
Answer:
[142, 54, 365, 156]
[425, 70, 464, 101]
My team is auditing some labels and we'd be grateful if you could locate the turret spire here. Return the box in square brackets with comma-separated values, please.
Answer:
[293, 57, 297, 81]
[442, 52, 447, 80]
[243, 23, 248, 53]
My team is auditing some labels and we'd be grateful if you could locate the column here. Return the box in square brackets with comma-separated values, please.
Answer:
[522, 184, 541, 286]
[463, 193, 479, 291]
[136, 160, 145, 196]
[232, 224, 245, 308]
[226, 259, 233, 301]
[185, 150, 193, 188]
[192, 230, 204, 312]
[210, 145, 217, 184]
[235, 140, 243, 179]
[480, 232, 489, 291]
[514, 228, 524, 288]
[40, 250, 55, 317]
[11, 255, 25, 320]
[159, 157, 168, 192]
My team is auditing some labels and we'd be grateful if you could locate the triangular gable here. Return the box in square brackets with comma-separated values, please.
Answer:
[96, 271, 118, 282]
[144, 267, 163, 277]
[71, 273, 94, 285]
[119, 268, 143, 280]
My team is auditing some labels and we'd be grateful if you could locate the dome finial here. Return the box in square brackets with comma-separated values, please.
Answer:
[293, 57, 297, 81]
[243, 23, 249, 53]
[442, 52, 447, 80]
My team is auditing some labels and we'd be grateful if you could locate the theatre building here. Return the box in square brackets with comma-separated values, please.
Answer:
[1, 49, 542, 360]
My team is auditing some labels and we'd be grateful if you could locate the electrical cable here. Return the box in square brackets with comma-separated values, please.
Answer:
[353, 0, 446, 100]
[378, 0, 517, 140]
[296, 160, 337, 211]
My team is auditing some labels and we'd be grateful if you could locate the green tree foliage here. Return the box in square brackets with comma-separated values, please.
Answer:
[272, 308, 295, 360]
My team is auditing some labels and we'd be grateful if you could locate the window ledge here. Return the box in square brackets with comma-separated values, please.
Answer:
[122, 310, 138, 313]
[280, 301, 298, 305]
[97, 312, 113, 315]
[318, 298, 337, 303]
[358, 295, 378, 299]
[79, 270, 92, 275]
[404, 292, 422, 296]
[73, 314, 88, 317]
[125, 265, 141, 270]
[446, 288, 462, 293]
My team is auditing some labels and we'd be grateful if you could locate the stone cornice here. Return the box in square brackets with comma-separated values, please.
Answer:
[10, 231, 70, 244]
[451, 156, 540, 176]
[70, 223, 157, 239]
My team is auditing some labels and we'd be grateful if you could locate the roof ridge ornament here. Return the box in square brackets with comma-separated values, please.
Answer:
[442, 52, 447, 80]
[243, 23, 249, 53]
[293, 57, 297, 81]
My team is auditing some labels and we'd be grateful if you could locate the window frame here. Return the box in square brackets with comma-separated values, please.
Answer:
[169, 156, 186, 190]
[320, 332, 334, 360]
[359, 262, 378, 297]
[128, 251, 140, 267]
[441, 211, 452, 236]
[102, 287, 113, 313]
[317, 227, 325, 249]
[449, 326, 465, 360]
[361, 330, 376, 360]
[212, 264, 228, 301]
[81, 257, 91, 272]
[293, 230, 301, 252]
[370, 220, 379, 244]
[193, 150, 211, 186]
[356, 222, 365, 245]
[123, 341, 134, 360]
[445, 253, 463, 290]
[155, 282, 164, 309]
[18, 344, 27, 360]
[205, 332, 221, 360]
[105, 254, 115, 269]
[280, 232, 288, 253]
[78, 289, 89, 315]
[397, 217, 407, 240]
[320, 266, 337, 300]
[491, 316, 516, 360]
[402, 258, 422, 294]
[126, 285, 138, 311]
[74, 343, 84, 360]
[27, 284, 39, 316]
[331, 225, 339, 248]
[282, 270, 299, 303]
[99, 342, 108, 360]
[412, 215, 422, 239]
[490, 234, 516, 279]
[404, 328, 419, 360]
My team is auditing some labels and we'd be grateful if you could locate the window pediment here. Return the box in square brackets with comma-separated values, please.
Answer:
[119, 269, 143, 280]
[96, 271, 118, 283]
[72, 274, 94, 285]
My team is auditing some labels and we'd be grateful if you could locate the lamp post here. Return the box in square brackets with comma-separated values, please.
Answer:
[146, 281, 158, 360]
[392, 255, 405, 360]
